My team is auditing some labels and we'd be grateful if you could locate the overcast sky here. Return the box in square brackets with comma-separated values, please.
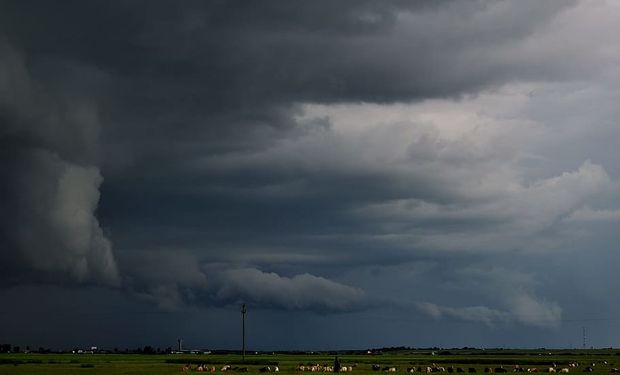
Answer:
[3, 0, 620, 351]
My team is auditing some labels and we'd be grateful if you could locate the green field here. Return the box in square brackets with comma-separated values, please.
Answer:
[1, 350, 620, 375]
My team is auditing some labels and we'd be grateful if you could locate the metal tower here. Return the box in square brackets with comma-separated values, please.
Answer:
[241, 303, 247, 361]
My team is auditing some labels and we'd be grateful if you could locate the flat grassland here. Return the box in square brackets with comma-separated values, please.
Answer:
[1, 349, 619, 375]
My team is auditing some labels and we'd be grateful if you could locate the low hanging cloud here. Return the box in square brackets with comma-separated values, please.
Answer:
[210, 267, 368, 312]
[417, 295, 562, 329]
[417, 302, 511, 327]
[416, 265, 563, 329]
[564, 206, 620, 223]
[123, 250, 367, 312]
[0, 40, 119, 286]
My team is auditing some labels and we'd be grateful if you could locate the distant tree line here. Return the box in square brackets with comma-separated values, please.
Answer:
[0, 344, 176, 354]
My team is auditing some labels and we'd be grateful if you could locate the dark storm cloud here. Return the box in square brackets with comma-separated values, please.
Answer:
[0, 40, 118, 286]
[3, 0, 613, 340]
[1, 0, 576, 168]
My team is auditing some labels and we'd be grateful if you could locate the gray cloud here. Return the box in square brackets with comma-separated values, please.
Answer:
[0, 40, 118, 286]
[209, 267, 367, 312]
[4, 0, 620, 349]
[413, 265, 564, 329]
[120, 248, 367, 312]
[417, 297, 562, 329]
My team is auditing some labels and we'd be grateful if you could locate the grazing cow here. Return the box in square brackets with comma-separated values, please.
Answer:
[239, 368, 249, 373]
[468, 369, 477, 373]
[496, 368, 508, 373]
[559, 369, 569, 373]
[259, 367, 271, 373]
[611, 368, 619, 373]
[457, 369, 464, 373]
[547, 369, 556, 373]
[373, 365, 382, 372]
[583, 368, 594, 373]
[407, 368, 416, 373]
[426, 367, 434, 373]
[485, 368, 494, 374]
[528, 370, 538, 374]
[222, 365, 232, 372]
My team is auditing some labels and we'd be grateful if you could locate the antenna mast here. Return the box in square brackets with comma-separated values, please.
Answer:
[582, 326, 586, 349]
[242, 304, 247, 361]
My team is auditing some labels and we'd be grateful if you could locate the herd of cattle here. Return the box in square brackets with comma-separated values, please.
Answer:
[182, 365, 257, 372]
[365, 362, 620, 374]
[181, 362, 620, 373]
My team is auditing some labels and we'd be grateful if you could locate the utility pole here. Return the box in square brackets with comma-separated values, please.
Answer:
[241, 303, 247, 361]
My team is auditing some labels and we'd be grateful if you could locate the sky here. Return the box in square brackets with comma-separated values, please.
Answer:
[2, 0, 620, 351]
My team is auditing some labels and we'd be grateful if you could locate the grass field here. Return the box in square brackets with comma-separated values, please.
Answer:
[1, 350, 620, 375]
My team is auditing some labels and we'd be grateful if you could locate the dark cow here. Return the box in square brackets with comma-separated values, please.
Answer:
[583, 368, 594, 373]
[373, 365, 382, 372]
[469, 369, 477, 374]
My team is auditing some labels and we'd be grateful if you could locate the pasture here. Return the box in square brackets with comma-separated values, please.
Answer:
[1, 349, 619, 375]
